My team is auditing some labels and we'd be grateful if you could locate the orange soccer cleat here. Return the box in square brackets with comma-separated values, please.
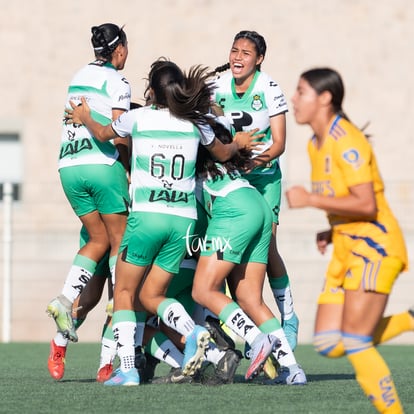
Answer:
[96, 363, 114, 383]
[48, 340, 67, 380]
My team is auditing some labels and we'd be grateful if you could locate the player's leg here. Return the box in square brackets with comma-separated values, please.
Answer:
[229, 261, 306, 385]
[96, 277, 116, 382]
[48, 253, 109, 381]
[135, 265, 194, 384]
[140, 263, 210, 377]
[341, 256, 405, 413]
[343, 287, 403, 413]
[313, 279, 346, 359]
[267, 225, 299, 351]
[46, 210, 107, 342]
[249, 172, 299, 351]
[93, 160, 129, 286]
[193, 254, 279, 381]
[373, 307, 414, 345]
[104, 257, 147, 386]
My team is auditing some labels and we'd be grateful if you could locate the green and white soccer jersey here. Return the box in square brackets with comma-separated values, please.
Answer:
[213, 70, 288, 175]
[112, 106, 215, 219]
[202, 165, 253, 199]
[58, 60, 131, 169]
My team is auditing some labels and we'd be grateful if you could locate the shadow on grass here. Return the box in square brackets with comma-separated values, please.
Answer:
[231, 372, 355, 384]
[57, 378, 97, 383]
[305, 373, 355, 381]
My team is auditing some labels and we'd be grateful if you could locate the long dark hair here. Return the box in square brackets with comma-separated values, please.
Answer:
[196, 120, 251, 180]
[214, 30, 267, 74]
[91, 23, 127, 60]
[144, 57, 213, 125]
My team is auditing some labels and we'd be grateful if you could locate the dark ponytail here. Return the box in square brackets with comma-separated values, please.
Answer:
[196, 120, 251, 180]
[91, 23, 127, 60]
[145, 57, 214, 126]
[214, 63, 230, 74]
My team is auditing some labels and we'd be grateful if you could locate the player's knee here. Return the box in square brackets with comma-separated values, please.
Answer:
[342, 332, 373, 355]
[191, 285, 204, 307]
[313, 330, 345, 358]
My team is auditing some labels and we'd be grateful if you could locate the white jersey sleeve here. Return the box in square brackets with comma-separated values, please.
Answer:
[111, 109, 136, 137]
[261, 72, 288, 117]
[196, 123, 216, 146]
[107, 73, 131, 112]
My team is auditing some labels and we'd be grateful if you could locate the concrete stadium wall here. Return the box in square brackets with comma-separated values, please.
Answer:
[0, 0, 413, 344]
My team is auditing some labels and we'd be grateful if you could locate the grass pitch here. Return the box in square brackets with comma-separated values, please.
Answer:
[0, 343, 412, 413]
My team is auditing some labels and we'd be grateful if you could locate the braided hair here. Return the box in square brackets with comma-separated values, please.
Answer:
[91, 23, 127, 60]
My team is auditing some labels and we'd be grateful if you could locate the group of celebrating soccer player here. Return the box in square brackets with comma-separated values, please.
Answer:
[46, 22, 412, 414]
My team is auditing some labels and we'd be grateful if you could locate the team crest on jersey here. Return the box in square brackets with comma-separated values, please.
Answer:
[342, 148, 362, 169]
[251, 95, 263, 111]
[325, 156, 331, 174]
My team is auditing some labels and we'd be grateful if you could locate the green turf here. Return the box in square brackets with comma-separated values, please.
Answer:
[0, 343, 412, 413]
